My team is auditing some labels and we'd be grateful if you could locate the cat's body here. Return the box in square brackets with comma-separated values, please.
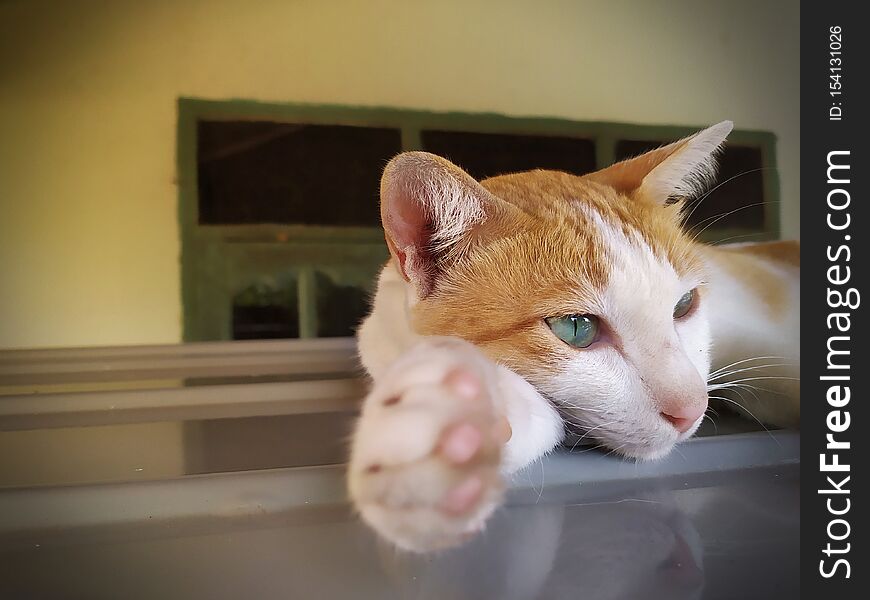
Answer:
[349, 122, 799, 552]
[701, 241, 800, 427]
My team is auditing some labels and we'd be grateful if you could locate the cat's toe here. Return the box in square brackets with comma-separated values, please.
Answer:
[439, 422, 484, 465]
[348, 357, 505, 552]
[438, 475, 486, 515]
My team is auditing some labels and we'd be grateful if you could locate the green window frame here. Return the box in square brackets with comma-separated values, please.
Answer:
[177, 98, 780, 342]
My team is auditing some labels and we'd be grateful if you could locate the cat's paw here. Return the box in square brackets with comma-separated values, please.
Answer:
[348, 338, 510, 552]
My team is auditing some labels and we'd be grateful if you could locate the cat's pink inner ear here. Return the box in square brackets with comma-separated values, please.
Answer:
[379, 152, 488, 296]
[381, 185, 429, 283]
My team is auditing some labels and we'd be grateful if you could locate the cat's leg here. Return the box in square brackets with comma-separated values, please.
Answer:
[348, 336, 564, 552]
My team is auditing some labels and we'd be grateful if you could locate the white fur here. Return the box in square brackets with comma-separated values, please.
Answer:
[356, 263, 420, 379]
[639, 121, 733, 201]
[703, 245, 800, 426]
[348, 334, 563, 552]
[418, 172, 487, 252]
[534, 209, 711, 459]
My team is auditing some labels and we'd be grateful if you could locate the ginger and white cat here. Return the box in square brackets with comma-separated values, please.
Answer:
[348, 121, 800, 552]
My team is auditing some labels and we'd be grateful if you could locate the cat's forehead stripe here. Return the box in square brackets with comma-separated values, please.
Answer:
[573, 198, 702, 283]
[481, 170, 703, 278]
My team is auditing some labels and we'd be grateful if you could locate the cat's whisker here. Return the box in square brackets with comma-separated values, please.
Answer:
[574, 421, 616, 448]
[709, 375, 800, 390]
[702, 412, 719, 435]
[715, 381, 790, 397]
[559, 404, 608, 414]
[690, 197, 777, 231]
[681, 166, 778, 227]
[708, 363, 791, 381]
[733, 375, 800, 382]
[707, 355, 788, 377]
[603, 442, 630, 459]
[560, 415, 602, 430]
[710, 356, 789, 375]
[572, 443, 610, 455]
[733, 382, 764, 406]
[708, 377, 800, 397]
[710, 364, 792, 377]
[709, 393, 782, 449]
[689, 199, 781, 243]
[712, 384, 766, 413]
[705, 231, 769, 245]
[553, 397, 606, 411]
[707, 363, 794, 382]
[568, 421, 618, 451]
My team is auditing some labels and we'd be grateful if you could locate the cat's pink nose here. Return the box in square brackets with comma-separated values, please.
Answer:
[660, 403, 706, 433]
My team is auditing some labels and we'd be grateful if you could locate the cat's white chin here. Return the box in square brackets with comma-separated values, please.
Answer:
[614, 418, 704, 461]
[622, 442, 680, 462]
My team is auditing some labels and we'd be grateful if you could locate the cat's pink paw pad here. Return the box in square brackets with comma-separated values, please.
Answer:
[443, 368, 483, 401]
[348, 338, 506, 552]
[439, 475, 485, 515]
[439, 422, 483, 464]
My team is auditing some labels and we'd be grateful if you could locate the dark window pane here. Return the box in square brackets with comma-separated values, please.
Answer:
[615, 140, 766, 230]
[421, 130, 597, 180]
[197, 121, 402, 225]
[231, 280, 299, 340]
[232, 305, 299, 340]
[315, 272, 370, 338]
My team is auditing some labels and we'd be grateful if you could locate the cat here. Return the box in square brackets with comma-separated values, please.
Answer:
[348, 121, 800, 552]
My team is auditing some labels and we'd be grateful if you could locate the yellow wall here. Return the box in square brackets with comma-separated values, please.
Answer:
[0, 0, 800, 349]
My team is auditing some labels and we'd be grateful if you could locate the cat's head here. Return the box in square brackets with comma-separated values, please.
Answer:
[379, 122, 732, 459]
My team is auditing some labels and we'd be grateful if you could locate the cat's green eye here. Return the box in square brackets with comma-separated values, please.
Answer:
[545, 314, 600, 348]
[673, 289, 696, 319]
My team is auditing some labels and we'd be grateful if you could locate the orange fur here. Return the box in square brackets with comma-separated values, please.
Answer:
[365, 120, 784, 457]
[352, 122, 798, 552]
[409, 168, 705, 385]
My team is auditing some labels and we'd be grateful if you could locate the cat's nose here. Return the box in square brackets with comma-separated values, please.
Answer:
[660, 402, 706, 433]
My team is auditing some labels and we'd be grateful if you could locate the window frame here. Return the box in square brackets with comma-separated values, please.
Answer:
[177, 97, 780, 341]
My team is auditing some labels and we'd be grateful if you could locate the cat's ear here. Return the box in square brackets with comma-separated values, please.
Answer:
[589, 121, 733, 204]
[380, 152, 501, 297]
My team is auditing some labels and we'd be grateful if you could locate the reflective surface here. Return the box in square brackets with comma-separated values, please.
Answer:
[0, 411, 764, 489]
[1, 339, 798, 598]
[0, 434, 799, 600]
